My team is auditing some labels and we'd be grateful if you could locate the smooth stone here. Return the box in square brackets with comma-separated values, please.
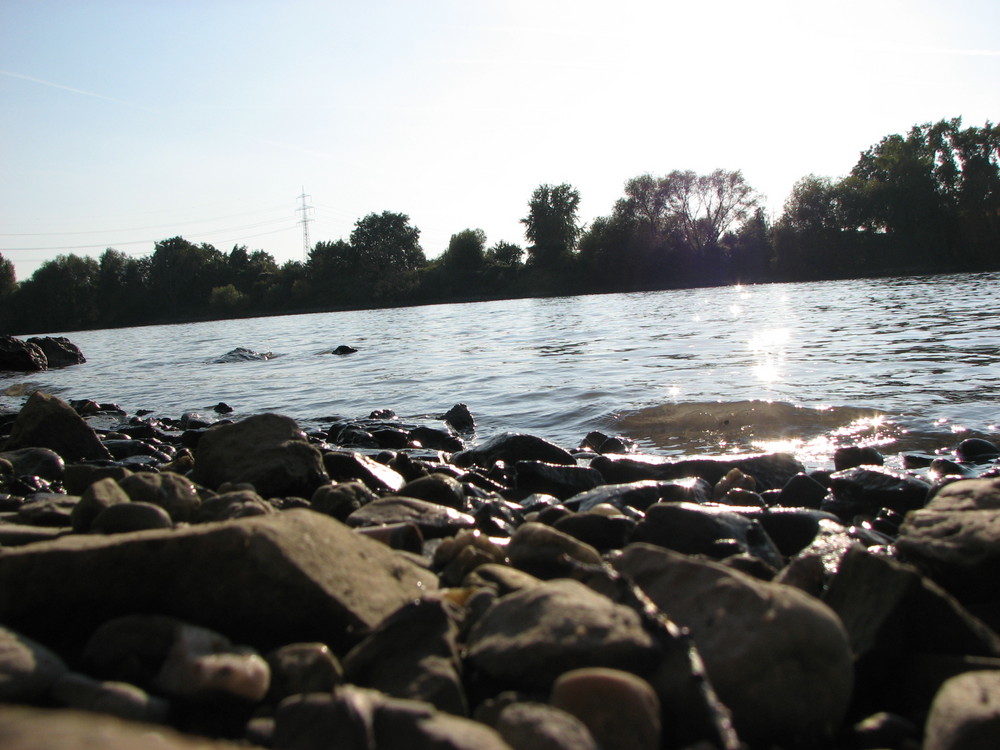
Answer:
[551, 510, 635, 551]
[51, 671, 170, 723]
[354, 522, 425, 553]
[91, 501, 174, 534]
[346, 496, 477, 538]
[495, 701, 599, 750]
[62, 464, 133, 495]
[550, 667, 660, 750]
[462, 563, 543, 595]
[0, 510, 438, 654]
[0, 523, 66, 546]
[513, 460, 603, 500]
[923, 670, 1000, 750]
[71, 477, 131, 532]
[590, 452, 805, 492]
[0, 625, 69, 701]
[465, 578, 660, 691]
[443, 403, 476, 433]
[895, 477, 1000, 604]
[777, 472, 829, 509]
[452, 432, 577, 468]
[343, 598, 466, 715]
[613, 543, 853, 746]
[399, 472, 466, 510]
[323, 451, 405, 494]
[194, 489, 274, 522]
[833, 445, 885, 471]
[2, 391, 111, 462]
[955, 438, 1000, 463]
[823, 467, 931, 519]
[433, 529, 508, 586]
[192, 413, 329, 498]
[565, 479, 713, 512]
[118, 471, 201, 522]
[265, 642, 343, 704]
[506, 521, 602, 579]
[0, 447, 65, 481]
[407, 425, 464, 452]
[0, 705, 251, 750]
[310, 480, 377, 521]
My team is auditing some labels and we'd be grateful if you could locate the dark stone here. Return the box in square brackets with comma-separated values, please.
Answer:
[91, 501, 174, 533]
[213, 347, 274, 363]
[777, 472, 829, 509]
[327, 423, 379, 448]
[398, 473, 466, 510]
[0, 447, 65, 482]
[62, 464, 132, 495]
[833, 445, 885, 471]
[25, 336, 85, 368]
[472, 499, 524, 537]
[102, 439, 171, 462]
[507, 521, 603, 579]
[71, 476, 131, 532]
[553, 511, 636, 552]
[567, 479, 713, 512]
[194, 490, 274, 523]
[372, 428, 410, 449]
[265, 642, 343, 704]
[0, 335, 47, 371]
[591, 452, 804, 492]
[213, 402, 234, 414]
[16, 493, 79, 527]
[310, 481, 377, 521]
[346, 496, 477, 538]
[955, 437, 1000, 464]
[452, 432, 577, 468]
[580, 431, 635, 455]
[514, 460, 603, 500]
[824, 467, 932, 520]
[443, 403, 476, 433]
[3, 392, 112, 462]
[323, 451, 405, 494]
[118, 471, 201, 523]
[331, 345, 357, 355]
[407, 426, 463, 452]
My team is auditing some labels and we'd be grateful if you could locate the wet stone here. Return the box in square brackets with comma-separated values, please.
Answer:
[323, 451, 405, 494]
[777, 472, 829, 509]
[550, 667, 661, 750]
[507, 521, 602, 579]
[567, 478, 713, 512]
[346, 496, 477, 538]
[452, 432, 577, 469]
[513, 460, 603, 500]
[399, 472, 466, 510]
[552, 510, 635, 552]
[310, 480, 377, 521]
[833, 445, 885, 471]
[0, 447, 65, 482]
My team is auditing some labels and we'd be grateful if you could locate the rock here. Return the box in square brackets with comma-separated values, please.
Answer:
[51, 671, 170, 723]
[443, 403, 476, 433]
[433, 530, 508, 586]
[323, 451, 405, 494]
[0, 335, 47, 371]
[399, 473, 466, 510]
[777, 472, 829, 509]
[613, 543, 853, 746]
[194, 490, 274, 523]
[192, 414, 329, 498]
[895, 477, 1000, 604]
[310, 481, 377, 521]
[631, 502, 784, 567]
[62, 464, 132, 495]
[408, 425, 464, 452]
[347, 496, 477, 538]
[549, 668, 660, 750]
[91, 501, 174, 533]
[833, 445, 885, 471]
[823, 467, 931, 520]
[552, 510, 635, 552]
[0, 447, 65, 481]
[213, 402, 234, 414]
[452, 432, 577, 469]
[25, 336, 86, 368]
[16, 492, 79, 526]
[822, 545, 1000, 718]
[0, 625, 69, 701]
[465, 578, 660, 691]
[265, 642, 343, 704]
[0, 705, 251, 750]
[118, 471, 201, 522]
[923, 670, 1000, 750]
[567, 479, 712, 512]
[846, 711, 920, 749]
[494, 701, 599, 750]
[2, 391, 111, 462]
[463, 563, 542, 596]
[213, 347, 274, 363]
[507, 521, 603, 578]
[343, 598, 466, 715]
[0, 524, 66, 546]
[955, 438, 1000, 464]
[591, 452, 805, 492]
[92, 616, 270, 702]
[514, 460, 603, 500]
[0, 509, 438, 654]
[331, 345, 358, 355]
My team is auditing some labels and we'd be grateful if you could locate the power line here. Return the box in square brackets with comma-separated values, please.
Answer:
[296, 189, 313, 262]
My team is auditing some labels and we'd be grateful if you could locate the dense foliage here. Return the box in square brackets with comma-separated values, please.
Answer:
[2, 118, 997, 334]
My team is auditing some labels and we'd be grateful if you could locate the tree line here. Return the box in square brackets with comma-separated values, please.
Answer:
[2, 117, 997, 335]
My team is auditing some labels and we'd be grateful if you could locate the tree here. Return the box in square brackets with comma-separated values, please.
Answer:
[96, 248, 150, 325]
[350, 211, 425, 275]
[486, 241, 524, 267]
[441, 228, 486, 271]
[521, 183, 582, 268]
[11, 254, 99, 332]
[660, 169, 760, 255]
[149, 236, 226, 317]
[0, 252, 15, 298]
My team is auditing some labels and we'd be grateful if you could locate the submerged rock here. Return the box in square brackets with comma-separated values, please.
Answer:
[0, 335, 47, 372]
[25, 336, 86, 368]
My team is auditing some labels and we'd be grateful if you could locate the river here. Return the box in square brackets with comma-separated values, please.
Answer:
[3, 272, 998, 470]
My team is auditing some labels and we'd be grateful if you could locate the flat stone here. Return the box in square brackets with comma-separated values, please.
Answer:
[0, 509, 438, 653]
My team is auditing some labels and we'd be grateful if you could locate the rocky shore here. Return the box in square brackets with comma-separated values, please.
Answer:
[1, 391, 999, 750]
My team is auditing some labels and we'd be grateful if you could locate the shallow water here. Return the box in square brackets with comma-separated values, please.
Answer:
[4, 272, 999, 469]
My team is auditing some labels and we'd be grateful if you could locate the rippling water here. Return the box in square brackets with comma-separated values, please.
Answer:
[4, 272, 999, 469]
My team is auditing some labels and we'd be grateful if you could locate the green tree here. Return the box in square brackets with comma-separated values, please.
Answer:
[209, 284, 248, 313]
[441, 228, 487, 271]
[521, 183, 582, 268]
[96, 248, 151, 325]
[0, 252, 15, 298]
[148, 236, 226, 318]
[660, 169, 760, 255]
[486, 241, 524, 266]
[11, 254, 99, 332]
[350, 211, 425, 275]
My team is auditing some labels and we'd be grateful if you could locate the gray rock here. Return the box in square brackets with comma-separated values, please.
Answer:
[896, 477, 1000, 604]
[91, 502, 174, 534]
[923, 670, 1000, 750]
[118, 471, 201, 522]
[514, 460, 603, 500]
[398, 473, 466, 510]
[591, 452, 805, 492]
[550, 667, 660, 750]
[311, 481, 377, 521]
[16, 492, 79, 527]
[194, 489, 274, 523]
[0, 447, 65, 481]
[465, 578, 660, 690]
[613, 543, 853, 746]
[507, 521, 602, 579]
[2, 391, 111, 462]
[566, 479, 713, 512]
[0, 625, 69, 701]
[0, 509, 438, 653]
[347, 496, 476, 538]
[192, 414, 329, 498]
[824, 466, 932, 519]
[495, 701, 599, 750]
[71, 477, 132, 532]
[0, 335, 47, 371]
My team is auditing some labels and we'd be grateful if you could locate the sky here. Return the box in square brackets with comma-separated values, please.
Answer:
[2, 0, 998, 282]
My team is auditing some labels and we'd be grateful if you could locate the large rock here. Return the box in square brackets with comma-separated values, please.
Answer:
[25, 336, 86, 368]
[613, 543, 853, 746]
[191, 414, 328, 498]
[465, 578, 660, 691]
[0, 625, 69, 701]
[0, 335, 46, 371]
[923, 670, 1000, 750]
[895, 477, 1000, 604]
[452, 432, 577, 468]
[0, 509, 437, 653]
[2, 392, 111, 462]
[591, 452, 805, 492]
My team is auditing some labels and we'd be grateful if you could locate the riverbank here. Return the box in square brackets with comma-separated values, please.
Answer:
[1, 392, 999, 749]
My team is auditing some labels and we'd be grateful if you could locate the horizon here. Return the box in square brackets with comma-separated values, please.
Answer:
[2, 0, 999, 282]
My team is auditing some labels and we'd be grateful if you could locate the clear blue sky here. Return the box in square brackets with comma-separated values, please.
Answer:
[2, 0, 998, 281]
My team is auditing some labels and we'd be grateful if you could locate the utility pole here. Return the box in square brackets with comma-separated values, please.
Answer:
[296, 188, 313, 262]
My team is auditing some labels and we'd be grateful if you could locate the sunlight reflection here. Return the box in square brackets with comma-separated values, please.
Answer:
[748, 328, 790, 383]
[729, 304, 742, 316]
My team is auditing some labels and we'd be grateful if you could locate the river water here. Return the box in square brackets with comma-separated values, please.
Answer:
[3, 272, 999, 469]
